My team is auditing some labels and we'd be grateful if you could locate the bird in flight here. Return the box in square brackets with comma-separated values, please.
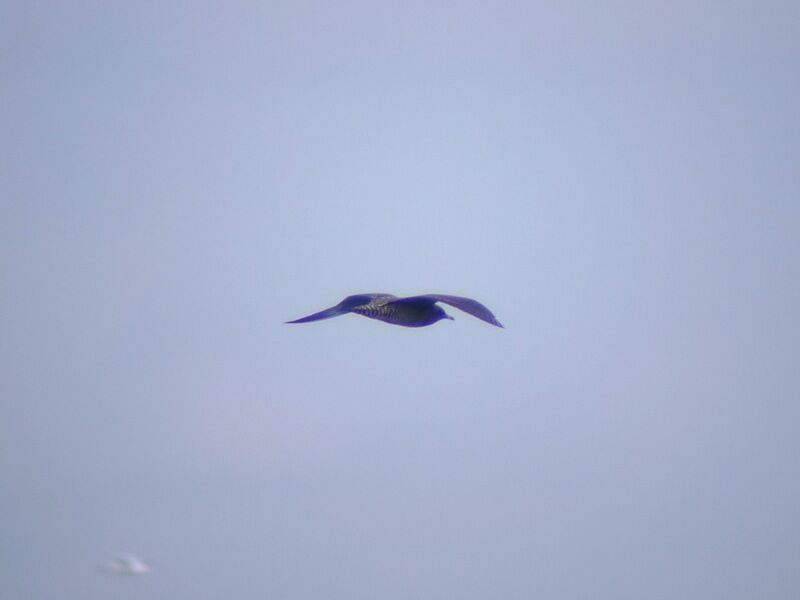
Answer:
[287, 294, 503, 328]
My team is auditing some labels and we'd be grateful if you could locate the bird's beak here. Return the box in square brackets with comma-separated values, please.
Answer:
[444, 315, 454, 320]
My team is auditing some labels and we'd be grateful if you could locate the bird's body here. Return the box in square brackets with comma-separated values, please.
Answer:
[349, 294, 449, 327]
[287, 293, 503, 328]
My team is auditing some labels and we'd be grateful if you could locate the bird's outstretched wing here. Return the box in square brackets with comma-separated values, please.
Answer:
[285, 304, 348, 323]
[391, 294, 504, 327]
[286, 294, 392, 324]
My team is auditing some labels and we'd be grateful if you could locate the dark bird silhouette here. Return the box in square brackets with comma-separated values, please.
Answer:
[286, 294, 503, 328]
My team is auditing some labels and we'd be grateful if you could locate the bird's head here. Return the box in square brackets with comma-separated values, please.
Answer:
[432, 305, 454, 322]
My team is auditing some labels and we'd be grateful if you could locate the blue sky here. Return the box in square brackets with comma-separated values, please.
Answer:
[2, 2, 799, 599]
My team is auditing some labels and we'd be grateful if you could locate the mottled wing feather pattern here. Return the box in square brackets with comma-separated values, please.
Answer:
[286, 294, 397, 324]
[350, 295, 407, 323]
[351, 297, 428, 326]
[341, 293, 397, 310]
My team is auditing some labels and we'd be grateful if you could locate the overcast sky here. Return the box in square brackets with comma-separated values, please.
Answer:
[2, 2, 799, 599]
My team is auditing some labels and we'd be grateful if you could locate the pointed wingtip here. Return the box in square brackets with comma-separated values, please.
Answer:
[284, 305, 346, 324]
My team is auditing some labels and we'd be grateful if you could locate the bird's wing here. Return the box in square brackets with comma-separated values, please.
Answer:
[286, 294, 393, 324]
[393, 294, 504, 327]
[285, 304, 348, 323]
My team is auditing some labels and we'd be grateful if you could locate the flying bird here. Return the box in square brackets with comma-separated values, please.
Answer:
[286, 294, 503, 328]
